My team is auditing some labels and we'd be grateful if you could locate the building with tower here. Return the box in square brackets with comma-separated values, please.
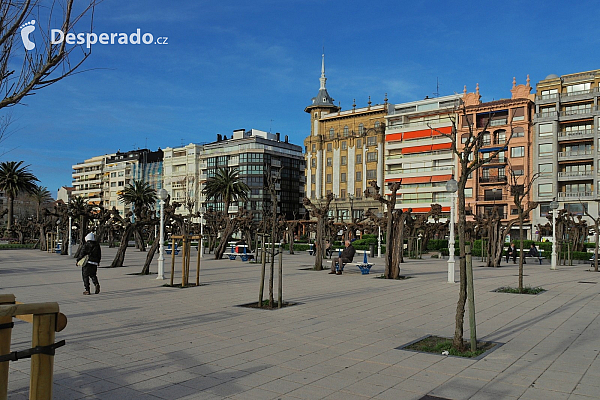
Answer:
[303, 55, 388, 222]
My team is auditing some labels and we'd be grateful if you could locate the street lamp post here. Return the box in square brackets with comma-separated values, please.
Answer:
[376, 212, 383, 258]
[157, 189, 168, 280]
[68, 215, 73, 256]
[199, 207, 206, 258]
[446, 178, 458, 283]
[550, 199, 559, 270]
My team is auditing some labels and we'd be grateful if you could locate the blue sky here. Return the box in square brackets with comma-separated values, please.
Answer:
[3, 0, 600, 197]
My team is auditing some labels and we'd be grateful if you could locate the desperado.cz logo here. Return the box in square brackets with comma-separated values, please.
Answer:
[19, 19, 168, 50]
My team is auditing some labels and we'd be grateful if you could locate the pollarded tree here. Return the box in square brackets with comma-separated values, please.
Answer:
[119, 180, 157, 252]
[0, 161, 38, 234]
[202, 167, 250, 259]
[303, 193, 334, 271]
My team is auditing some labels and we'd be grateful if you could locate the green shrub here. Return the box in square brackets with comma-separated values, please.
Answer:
[0, 243, 35, 249]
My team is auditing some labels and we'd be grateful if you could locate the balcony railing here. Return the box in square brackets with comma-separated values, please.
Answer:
[477, 212, 508, 219]
[562, 89, 594, 97]
[558, 150, 593, 158]
[558, 129, 594, 138]
[479, 176, 508, 183]
[536, 111, 557, 118]
[476, 194, 507, 201]
[485, 156, 507, 164]
[558, 191, 594, 198]
[560, 108, 592, 117]
[389, 165, 453, 175]
[536, 93, 559, 101]
[558, 171, 593, 178]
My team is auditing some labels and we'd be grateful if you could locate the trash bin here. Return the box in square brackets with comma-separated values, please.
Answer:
[369, 243, 376, 258]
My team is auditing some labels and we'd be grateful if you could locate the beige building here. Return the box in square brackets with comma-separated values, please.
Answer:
[303, 55, 387, 221]
[72, 154, 113, 206]
[162, 143, 204, 215]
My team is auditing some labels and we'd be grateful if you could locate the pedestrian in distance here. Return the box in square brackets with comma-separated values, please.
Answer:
[506, 242, 517, 264]
[77, 232, 101, 295]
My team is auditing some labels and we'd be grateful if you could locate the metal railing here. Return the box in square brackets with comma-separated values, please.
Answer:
[535, 111, 557, 118]
[558, 150, 593, 158]
[479, 176, 508, 183]
[558, 129, 594, 138]
[557, 191, 594, 198]
[560, 108, 592, 117]
[558, 171, 593, 178]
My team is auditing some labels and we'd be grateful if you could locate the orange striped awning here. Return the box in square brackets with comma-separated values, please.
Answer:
[430, 174, 452, 183]
[431, 142, 452, 151]
[385, 177, 402, 183]
[402, 176, 432, 184]
[402, 145, 432, 154]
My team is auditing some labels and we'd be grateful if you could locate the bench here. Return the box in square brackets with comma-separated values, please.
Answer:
[504, 246, 543, 264]
[355, 251, 373, 274]
[224, 245, 254, 261]
[166, 244, 179, 255]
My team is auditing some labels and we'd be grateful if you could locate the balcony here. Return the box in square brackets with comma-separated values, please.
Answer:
[558, 171, 593, 180]
[536, 93, 559, 103]
[476, 194, 508, 201]
[558, 150, 593, 160]
[535, 111, 557, 119]
[477, 212, 508, 219]
[485, 156, 507, 165]
[561, 88, 595, 99]
[558, 129, 594, 141]
[558, 191, 595, 199]
[479, 176, 508, 184]
[559, 108, 593, 120]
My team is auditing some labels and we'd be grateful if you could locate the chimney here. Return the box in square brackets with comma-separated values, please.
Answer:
[217, 134, 222, 142]
[285, 135, 288, 143]
[276, 132, 280, 141]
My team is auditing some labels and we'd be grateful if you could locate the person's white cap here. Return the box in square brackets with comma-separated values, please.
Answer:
[85, 232, 96, 242]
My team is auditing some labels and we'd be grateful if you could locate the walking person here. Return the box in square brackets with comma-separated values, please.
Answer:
[330, 239, 356, 275]
[77, 232, 101, 295]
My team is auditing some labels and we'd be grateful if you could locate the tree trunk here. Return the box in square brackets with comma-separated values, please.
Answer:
[313, 217, 324, 270]
[518, 214, 525, 292]
[214, 220, 235, 259]
[453, 180, 468, 351]
[5, 195, 14, 235]
[111, 224, 135, 267]
[141, 236, 160, 275]
[38, 224, 47, 251]
[134, 228, 146, 252]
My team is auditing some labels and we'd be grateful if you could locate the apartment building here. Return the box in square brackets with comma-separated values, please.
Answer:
[384, 94, 461, 215]
[458, 80, 535, 238]
[72, 154, 113, 205]
[303, 55, 387, 221]
[533, 70, 600, 228]
[162, 143, 204, 215]
[103, 149, 163, 215]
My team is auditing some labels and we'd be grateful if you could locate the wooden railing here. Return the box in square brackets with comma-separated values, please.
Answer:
[0, 294, 67, 400]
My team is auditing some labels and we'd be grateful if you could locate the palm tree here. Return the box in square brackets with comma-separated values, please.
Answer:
[202, 167, 249, 214]
[30, 185, 53, 221]
[0, 161, 38, 234]
[118, 180, 157, 219]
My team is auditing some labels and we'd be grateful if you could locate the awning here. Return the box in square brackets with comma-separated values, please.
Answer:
[479, 147, 507, 153]
[430, 174, 452, 183]
[401, 206, 451, 213]
[402, 145, 432, 154]
[385, 177, 402, 183]
[431, 142, 452, 151]
[402, 176, 432, 184]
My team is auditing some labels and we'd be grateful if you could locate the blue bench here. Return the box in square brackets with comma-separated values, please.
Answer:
[355, 251, 373, 274]
[166, 244, 179, 255]
[225, 245, 254, 261]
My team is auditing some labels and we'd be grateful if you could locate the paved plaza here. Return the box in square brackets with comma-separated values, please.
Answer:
[2, 247, 600, 399]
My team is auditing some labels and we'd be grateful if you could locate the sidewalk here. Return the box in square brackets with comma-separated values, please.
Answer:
[1, 248, 599, 399]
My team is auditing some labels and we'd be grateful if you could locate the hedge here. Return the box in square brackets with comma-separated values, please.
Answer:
[0, 244, 36, 249]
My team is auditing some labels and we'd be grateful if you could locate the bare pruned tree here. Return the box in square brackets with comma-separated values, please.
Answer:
[303, 193, 334, 271]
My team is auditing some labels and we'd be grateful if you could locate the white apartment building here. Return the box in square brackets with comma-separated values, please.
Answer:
[162, 144, 204, 215]
[72, 154, 113, 205]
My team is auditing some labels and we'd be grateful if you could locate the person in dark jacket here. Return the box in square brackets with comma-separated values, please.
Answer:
[77, 232, 101, 295]
[528, 244, 542, 264]
[506, 242, 517, 264]
[330, 240, 356, 275]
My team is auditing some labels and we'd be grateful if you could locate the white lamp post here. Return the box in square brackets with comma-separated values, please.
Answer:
[199, 207, 205, 258]
[446, 178, 458, 283]
[157, 189, 168, 280]
[376, 212, 383, 258]
[68, 215, 73, 256]
[550, 199, 559, 270]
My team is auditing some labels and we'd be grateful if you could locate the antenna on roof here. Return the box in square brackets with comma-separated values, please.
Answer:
[270, 119, 274, 133]
[433, 77, 440, 98]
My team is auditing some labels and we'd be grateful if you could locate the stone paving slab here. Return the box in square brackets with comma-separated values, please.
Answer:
[1, 248, 599, 399]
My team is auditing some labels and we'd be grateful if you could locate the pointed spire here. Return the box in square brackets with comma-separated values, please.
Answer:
[368, 96, 372, 109]
[512, 77, 516, 89]
[476, 83, 480, 96]
[526, 74, 530, 87]
[463, 85, 467, 95]
[319, 53, 327, 90]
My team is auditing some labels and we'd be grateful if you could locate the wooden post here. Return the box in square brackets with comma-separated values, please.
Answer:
[0, 294, 15, 400]
[181, 237, 187, 288]
[30, 313, 56, 400]
[278, 241, 283, 309]
[170, 238, 176, 286]
[258, 234, 266, 307]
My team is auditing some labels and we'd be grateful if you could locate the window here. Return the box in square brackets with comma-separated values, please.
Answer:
[464, 188, 473, 198]
[366, 169, 377, 180]
[356, 171, 362, 181]
[110, 182, 116, 187]
[110, 172, 116, 178]
[367, 152, 377, 162]
[538, 183, 553, 197]
[329, 128, 334, 139]
[344, 126, 349, 137]
[374, 121, 380, 128]
[512, 127, 525, 138]
[512, 107, 525, 121]
[341, 173, 346, 183]
[539, 163, 553, 175]
[512, 168, 524, 176]
[461, 134, 470, 144]
[539, 143, 553, 156]
[341, 156, 347, 165]
[482, 132, 491, 146]
[540, 88, 558, 99]
[326, 157, 332, 167]
[326, 174, 332, 183]
[367, 136, 377, 146]
[495, 130, 506, 144]
[311, 158, 316, 168]
[327, 143, 332, 152]
[356, 139, 362, 148]
[540, 106, 556, 117]
[311, 174, 315, 183]
[312, 144, 316, 152]
[511, 146, 524, 157]
[118, 181, 124, 186]
[565, 203, 588, 215]
[341, 141, 347, 150]
[566, 82, 591, 94]
[538, 123, 553, 137]
[340, 189, 346, 199]
[356, 154, 362, 164]
[359, 123, 364, 135]
[511, 208, 519, 215]
[563, 103, 592, 115]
